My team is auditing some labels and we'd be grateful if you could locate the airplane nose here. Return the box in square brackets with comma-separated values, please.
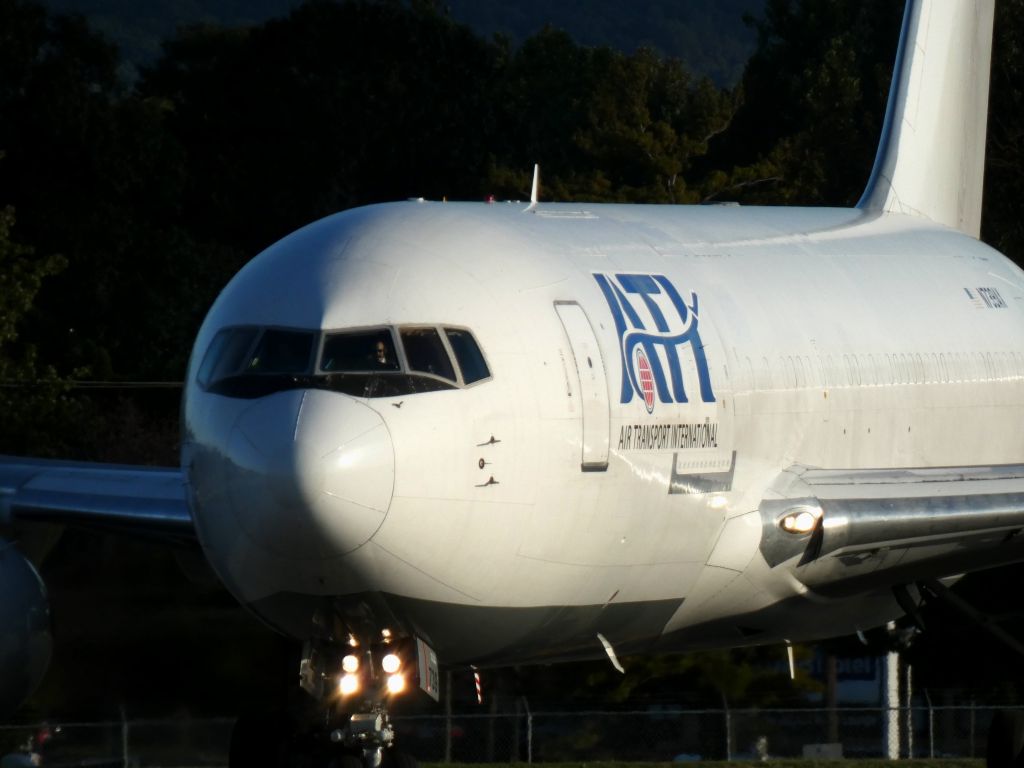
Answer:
[225, 389, 394, 560]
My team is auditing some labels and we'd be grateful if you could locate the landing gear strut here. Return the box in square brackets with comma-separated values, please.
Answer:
[331, 710, 395, 768]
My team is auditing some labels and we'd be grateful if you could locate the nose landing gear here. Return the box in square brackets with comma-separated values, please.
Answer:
[229, 630, 438, 768]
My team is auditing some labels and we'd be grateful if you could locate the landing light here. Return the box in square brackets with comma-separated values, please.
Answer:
[386, 673, 406, 694]
[381, 653, 401, 674]
[779, 507, 822, 534]
[342, 654, 360, 673]
[708, 495, 729, 510]
[339, 673, 360, 696]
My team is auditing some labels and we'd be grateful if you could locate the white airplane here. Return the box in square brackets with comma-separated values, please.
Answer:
[2, 0, 1021, 765]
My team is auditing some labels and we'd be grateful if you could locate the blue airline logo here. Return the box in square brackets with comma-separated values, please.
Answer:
[594, 273, 715, 411]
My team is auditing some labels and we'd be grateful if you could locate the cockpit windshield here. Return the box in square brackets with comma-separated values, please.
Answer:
[400, 328, 456, 381]
[197, 327, 259, 388]
[445, 328, 489, 384]
[245, 329, 315, 373]
[321, 330, 399, 372]
[198, 324, 490, 399]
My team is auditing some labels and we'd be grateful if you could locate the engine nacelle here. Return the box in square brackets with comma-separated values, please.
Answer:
[0, 540, 52, 717]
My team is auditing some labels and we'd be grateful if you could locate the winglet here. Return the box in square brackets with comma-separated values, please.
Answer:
[857, 0, 995, 238]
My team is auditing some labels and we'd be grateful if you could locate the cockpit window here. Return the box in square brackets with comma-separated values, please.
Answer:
[321, 330, 399, 372]
[401, 328, 456, 382]
[445, 328, 490, 384]
[245, 329, 316, 373]
[197, 326, 259, 388]
[198, 323, 490, 399]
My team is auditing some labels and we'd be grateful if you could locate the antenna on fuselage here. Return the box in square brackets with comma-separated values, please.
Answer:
[524, 164, 540, 212]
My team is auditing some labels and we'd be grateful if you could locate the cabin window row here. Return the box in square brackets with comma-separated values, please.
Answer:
[197, 324, 490, 399]
[740, 350, 1024, 391]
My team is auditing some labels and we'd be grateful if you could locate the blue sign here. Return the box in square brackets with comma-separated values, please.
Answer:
[594, 273, 715, 411]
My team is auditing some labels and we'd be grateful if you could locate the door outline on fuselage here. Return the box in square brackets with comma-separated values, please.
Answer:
[554, 301, 611, 472]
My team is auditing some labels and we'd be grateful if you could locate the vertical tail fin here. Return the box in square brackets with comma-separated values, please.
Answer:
[857, 0, 995, 238]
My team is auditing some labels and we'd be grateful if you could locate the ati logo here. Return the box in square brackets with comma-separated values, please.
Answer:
[594, 273, 715, 412]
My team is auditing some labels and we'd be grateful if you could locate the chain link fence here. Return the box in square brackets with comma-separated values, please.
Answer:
[0, 719, 232, 768]
[398, 705, 999, 762]
[0, 706, 1007, 766]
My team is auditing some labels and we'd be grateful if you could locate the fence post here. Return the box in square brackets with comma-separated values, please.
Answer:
[512, 698, 521, 762]
[904, 664, 913, 758]
[120, 705, 129, 768]
[444, 670, 452, 764]
[522, 697, 533, 764]
[485, 681, 497, 762]
[883, 631, 900, 759]
[826, 653, 839, 743]
[722, 694, 732, 761]
[924, 689, 934, 758]
[970, 698, 976, 757]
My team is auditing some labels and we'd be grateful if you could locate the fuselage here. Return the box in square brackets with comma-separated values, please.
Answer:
[181, 200, 1024, 665]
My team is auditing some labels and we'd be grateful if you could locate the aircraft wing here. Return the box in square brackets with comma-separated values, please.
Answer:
[759, 464, 1024, 597]
[0, 455, 194, 546]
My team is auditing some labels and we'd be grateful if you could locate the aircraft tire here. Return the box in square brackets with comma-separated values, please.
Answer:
[987, 710, 1024, 768]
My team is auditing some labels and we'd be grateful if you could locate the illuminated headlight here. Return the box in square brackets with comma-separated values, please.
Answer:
[342, 654, 360, 673]
[386, 673, 406, 694]
[339, 673, 360, 696]
[381, 653, 401, 674]
[779, 507, 822, 534]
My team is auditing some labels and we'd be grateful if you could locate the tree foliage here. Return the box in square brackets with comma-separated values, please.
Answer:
[445, 0, 762, 86]
[701, 0, 903, 205]
[488, 32, 736, 203]
[0, 204, 63, 349]
[0, 0, 227, 383]
[0, 192, 76, 457]
[577, 645, 820, 707]
[984, 0, 1024, 263]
